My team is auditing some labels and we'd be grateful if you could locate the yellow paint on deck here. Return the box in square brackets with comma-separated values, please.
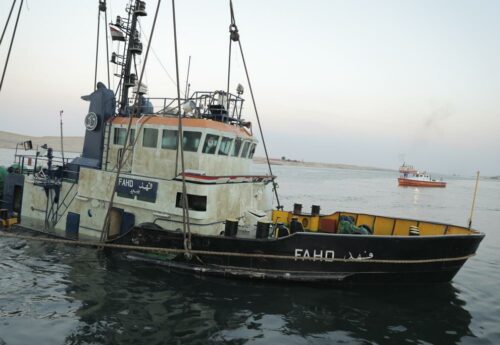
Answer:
[373, 217, 395, 236]
[419, 222, 446, 236]
[446, 226, 472, 235]
[0, 217, 18, 228]
[356, 214, 375, 229]
[270, 210, 479, 236]
[272, 210, 290, 225]
[393, 220, 418, 236]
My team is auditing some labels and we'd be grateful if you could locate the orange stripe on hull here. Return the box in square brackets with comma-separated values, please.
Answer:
[398, 178, 446, 188]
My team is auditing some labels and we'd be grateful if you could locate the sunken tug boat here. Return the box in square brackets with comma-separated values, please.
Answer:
[1, 0, 484, 285]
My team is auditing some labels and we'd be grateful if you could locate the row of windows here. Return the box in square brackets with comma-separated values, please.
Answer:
[113, 127, 256, 159]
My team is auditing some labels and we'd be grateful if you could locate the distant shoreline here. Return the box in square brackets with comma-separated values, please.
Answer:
[0, 130, 83, 153]
[0, 130, 391, 172]
[7, 130, 494, 176]
[252, 157, 393, 172]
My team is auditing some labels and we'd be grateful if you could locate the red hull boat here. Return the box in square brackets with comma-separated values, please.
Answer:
[398, 163, 446, 188]
[398, 177, 446, 188]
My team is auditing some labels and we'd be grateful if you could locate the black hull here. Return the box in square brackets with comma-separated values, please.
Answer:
[111, 225, 484, 285]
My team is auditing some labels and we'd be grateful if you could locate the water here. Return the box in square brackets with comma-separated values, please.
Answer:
[1, 148, 500, 345]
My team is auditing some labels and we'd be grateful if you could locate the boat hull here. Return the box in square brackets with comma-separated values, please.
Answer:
[398, 178, 447, 188]
[111, 225, 484, 285]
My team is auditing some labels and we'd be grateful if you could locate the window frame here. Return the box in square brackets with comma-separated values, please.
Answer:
[217, 136, 233, 156]
[240, 141, 251, 158]
[248, 143, 257, 159]
[161, 129, 178, 150]
[202, 133, 220, 155]
[231, 137, 243, 157]
[142, 128, 159, 148]
[182, 131, 203, 152]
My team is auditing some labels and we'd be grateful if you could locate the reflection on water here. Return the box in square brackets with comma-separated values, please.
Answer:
[0, 240, 476, 345]
[412, 188, 420, 205]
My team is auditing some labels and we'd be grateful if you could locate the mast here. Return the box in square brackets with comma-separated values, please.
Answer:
[118, 0, 147, 115]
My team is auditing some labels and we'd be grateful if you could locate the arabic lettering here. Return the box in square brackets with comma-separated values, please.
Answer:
[346, 251, 374, 260]
[139, 182, 153, 191]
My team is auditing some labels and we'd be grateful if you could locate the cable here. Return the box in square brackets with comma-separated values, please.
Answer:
[0, 0, 23, 94]
[100, 0, 162, 243]
[104, 1, 111, 87]
[228, 0, 281, 209]
[172, 0, 192, 255]
[93, 3, 101, 90]
[137, 20, 177, 88]
[0, 0, 17, 47]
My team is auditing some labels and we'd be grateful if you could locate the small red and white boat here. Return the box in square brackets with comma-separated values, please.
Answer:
[398, 163, 446, 187]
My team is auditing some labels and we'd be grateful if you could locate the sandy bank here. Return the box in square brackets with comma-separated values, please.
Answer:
[0, 130, 83, 153]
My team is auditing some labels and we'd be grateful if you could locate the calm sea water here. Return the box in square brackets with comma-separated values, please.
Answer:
[1, 148, 499, 345]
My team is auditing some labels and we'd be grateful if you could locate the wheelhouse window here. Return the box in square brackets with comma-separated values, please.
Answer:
[114, 128, 125, 145]
[142, 128, 158, 148]
[240, 141, 251, 158]
[113, 128, 136, 146]
[218, 137, 233, 156]
[182, 131, 202, 152]
[231, 138, 243, 157]
[202, 134, 220, 154]
[248, 143, 256, 159]
[161, 129, 178, 150]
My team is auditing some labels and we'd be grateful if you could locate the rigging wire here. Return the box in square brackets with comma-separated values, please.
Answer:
[172, 0, 192, 255]
[104, 1, 111, 87]
[184, 55, 191, 99]
[225, 34, 232, 111]
[0, 0, 17, 47]
[93, 3, 101, 90]
[137, 20, 177, 89]
[94, 1, 111, 89]
[100, 0, 162, 243]
[0, 0, 23, 94]
[228, 0, 281, 209]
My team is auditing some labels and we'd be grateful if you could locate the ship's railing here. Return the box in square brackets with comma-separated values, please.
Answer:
[132, 90, 246, 123]
[12, 153, 79, 182]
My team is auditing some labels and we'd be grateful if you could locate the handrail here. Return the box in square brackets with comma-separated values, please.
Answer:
[130, 90, 246, 119]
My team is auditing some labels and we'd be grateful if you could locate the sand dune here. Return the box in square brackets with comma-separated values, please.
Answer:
[0, 130, 83, 153]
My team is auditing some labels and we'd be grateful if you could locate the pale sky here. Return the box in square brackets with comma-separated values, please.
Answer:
[1, 0, 499, 176]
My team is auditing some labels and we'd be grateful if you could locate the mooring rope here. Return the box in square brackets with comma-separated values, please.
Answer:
[0, 230, 475, 265]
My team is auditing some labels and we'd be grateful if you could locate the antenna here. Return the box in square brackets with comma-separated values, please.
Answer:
[184, 55, 191, 99]
[468, 171, 480, 229]
[59, 110, 65, 164]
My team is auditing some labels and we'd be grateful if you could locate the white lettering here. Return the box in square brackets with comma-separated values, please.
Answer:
[293, 248, 337, 261]
[294, 248, 303, 261]
[119, 178, 134, 187]
[325, 250, 335, 262]
[313, 250, 323, 261]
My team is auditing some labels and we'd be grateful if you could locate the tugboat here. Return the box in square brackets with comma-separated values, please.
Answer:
[398, 163, 447, 188]
[0, 0, 483, 284]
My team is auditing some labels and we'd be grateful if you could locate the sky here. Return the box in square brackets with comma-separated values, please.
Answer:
[0, 0, 499, 176]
